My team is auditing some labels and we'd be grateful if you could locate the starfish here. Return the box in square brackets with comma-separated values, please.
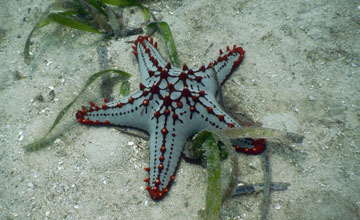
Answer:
[76, 36, 266, 200]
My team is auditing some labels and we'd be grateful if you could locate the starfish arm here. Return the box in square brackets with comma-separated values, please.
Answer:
[191, 94, 266, 154]
[76, 91, 150, 131]
[179, 45, 245, 96]
[133, 36, 168, 82]
[145, 116, 188, 200]
[212, 45, 245, 85]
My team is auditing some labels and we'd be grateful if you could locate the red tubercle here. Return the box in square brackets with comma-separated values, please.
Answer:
[163, 95, 172, 107]
[154, 111, 160, 118]
[161, 128, 168, 135]
[195, 76, 203, 82]
[233, 59, 242, 67]
[165, 62, 171, 69]
[160, 69, 169, 78]
[155, 178, 161, 186]
[83, 119, 92, 125]
[181, 87, 191, 97]
[160, 145, 166, 153]
[147, 54, 158, 66]
[218, 114, 225, 121]
[139, 83, 145, 90]
[164, 109, 170, 116]
[218, 55, 227, 62]
[199, 65, 205, 72]
[142, 99, 149, 106]
[128, 97, 134, 104]
[102, 104, 108, 110]
[178, 72, 187, 81]
[192, 95, 199, 102]
[75, 110, 84, 121]
[134, 35, 146, 44]
[219, 49, 223, 55]
[80, 109, 87, 115]
[177, 101, 183, 108]
[133, 36, 140, 44]
[117, 102, 124, 108]
[104, 98, 109, 103]
[89, 101, 96, 107]
[142, 90, 149, 96]
[227, 122, 235, 128]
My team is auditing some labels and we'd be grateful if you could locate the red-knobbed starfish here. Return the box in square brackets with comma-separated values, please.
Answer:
[76, 36, 265, 200]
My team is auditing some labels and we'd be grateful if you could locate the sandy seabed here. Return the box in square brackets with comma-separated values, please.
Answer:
[1, 0, 359, 219]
